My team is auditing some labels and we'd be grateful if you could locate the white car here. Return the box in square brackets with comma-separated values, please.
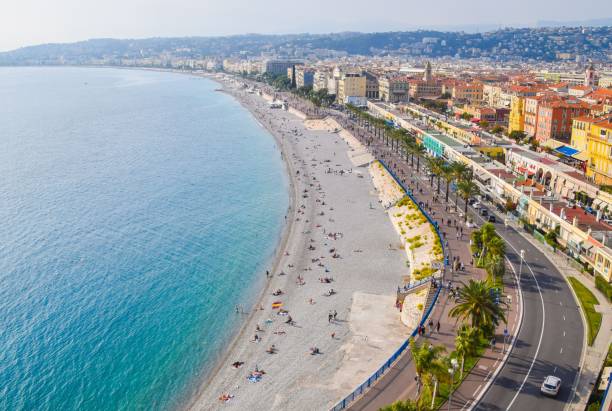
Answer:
[541, 375, 561, 396]
[472, 201, 482, 209]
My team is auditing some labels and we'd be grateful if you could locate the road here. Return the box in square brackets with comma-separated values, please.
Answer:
[471, 206, 584, 411]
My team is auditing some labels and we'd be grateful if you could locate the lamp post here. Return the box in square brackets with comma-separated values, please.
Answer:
[503, 327, 509, 354]
[448, 358, 459, 411]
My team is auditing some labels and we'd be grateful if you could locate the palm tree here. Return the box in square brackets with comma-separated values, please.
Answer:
[440, 164, 454, 203]
[485, 254, 506, 283]
[410, 338, 448, 408]
[414, 143, 426, 172]
[450, 162, 469, 210]
[454, 325, 479, 378]
[427, 157, 446, 193]
[456, 180, 479, 221]
[449, 280, 507, 330]
[475, 223, 497, 265]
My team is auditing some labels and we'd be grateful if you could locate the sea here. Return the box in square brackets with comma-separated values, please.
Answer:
[0, 67, 289, 410]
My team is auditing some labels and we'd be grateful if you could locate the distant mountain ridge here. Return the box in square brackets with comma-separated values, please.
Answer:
[0, 26, 610, 65]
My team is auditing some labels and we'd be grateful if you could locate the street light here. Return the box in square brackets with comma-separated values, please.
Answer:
[503, 327, 509, 354]
[448, 358, 459, 411]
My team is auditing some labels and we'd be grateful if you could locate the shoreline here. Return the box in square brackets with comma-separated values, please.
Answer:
[188, 75, 409, 411]
[181, 75, 301, 411]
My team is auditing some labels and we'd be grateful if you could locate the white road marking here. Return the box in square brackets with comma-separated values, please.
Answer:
[563, 331, 566, 337]
[473, 384, 483, 397]
[560, 347, 563, 354]
[560, 301, 563, 306]
[503, 242, 546, 411]
[563, 315, 566, 321]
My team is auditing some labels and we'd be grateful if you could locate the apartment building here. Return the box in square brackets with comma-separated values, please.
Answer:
[379, 76, 410, 103]
[295, 66, 314, 88]
[452, 82, 483, 104]
[535, 100, 591, 143]
[364, 71, 380, 99]
[337, 72, 366, 104]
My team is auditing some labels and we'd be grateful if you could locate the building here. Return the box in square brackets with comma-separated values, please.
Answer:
[535, 100, 591, 143]
[408, 61, 442, 99]
[584, 62, 597, 87]
[364, 71, 380, 100]
[295, 66, 314, 88]
[337, 72, 366, 104]
[452, 82, 483, 104]
[313, 70, 329, 92]
[379, 75, 409, 103]
[574, 115, 612, 185]
[508, 85, 548, 134]
[263, 59, 302, 76]
[586, 121, 612, 185]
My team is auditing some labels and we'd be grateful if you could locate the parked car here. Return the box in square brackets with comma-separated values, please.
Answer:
[473, 202, 482, 209]
[488, 215, 496, 223]
[541, 376, 561, 396]
[479, 208, 489, 216]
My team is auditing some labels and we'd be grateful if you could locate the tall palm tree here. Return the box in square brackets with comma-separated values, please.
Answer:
[449, 280, 507, 330]
[427, 157, 446, 193]
[485, 254, 506, 283]
[413, 143, 426, 172]
[454, 324, 479, 378]
[440, 163, 454, 203]
[450, 162, 469, 210]
[456, 180, 479, 222]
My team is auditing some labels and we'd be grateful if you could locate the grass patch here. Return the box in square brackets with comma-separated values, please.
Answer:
[568, 277, 602, 346]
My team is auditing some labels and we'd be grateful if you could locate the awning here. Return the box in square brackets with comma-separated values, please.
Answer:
[572, 151, 590, 162]
[555, 145, 580, 157]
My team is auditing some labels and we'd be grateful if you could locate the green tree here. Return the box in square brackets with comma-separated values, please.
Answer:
[440, 163, 454, 203]
[449, 280, 507, 331]
[454, 325, 480, 378]
[508, 130, 526, 143]
[409, 338, 448, 408]
[427, 157, 447, 194]
[456, 180, 479, 222]
[460, 112, 472, 121]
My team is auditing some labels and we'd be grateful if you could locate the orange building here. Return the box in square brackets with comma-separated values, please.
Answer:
[535, 100, 591, 143]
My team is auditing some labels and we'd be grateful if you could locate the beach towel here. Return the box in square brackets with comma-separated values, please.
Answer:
[272, 301, 283, 309]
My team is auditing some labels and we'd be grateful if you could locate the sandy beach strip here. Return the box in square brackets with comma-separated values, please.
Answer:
[187, 78, 412, 411]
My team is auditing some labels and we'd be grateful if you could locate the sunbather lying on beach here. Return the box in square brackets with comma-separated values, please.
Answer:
[231, 361, 244, 369]
[219, 393, 234, 402]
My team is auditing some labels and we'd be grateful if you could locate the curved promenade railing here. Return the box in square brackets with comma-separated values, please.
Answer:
[330, 159, 447, 411]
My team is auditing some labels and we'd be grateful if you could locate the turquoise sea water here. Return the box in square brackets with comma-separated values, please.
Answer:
[0, 67, 289, 410]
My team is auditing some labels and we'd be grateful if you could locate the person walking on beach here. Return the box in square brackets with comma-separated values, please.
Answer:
[333, 310, 338, 321]
[436, 321, 440, 333]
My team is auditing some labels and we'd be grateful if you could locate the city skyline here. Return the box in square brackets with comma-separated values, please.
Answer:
[2, 0, 612, 52]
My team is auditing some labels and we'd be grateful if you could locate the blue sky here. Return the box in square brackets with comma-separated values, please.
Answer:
[1, 0, 611, 51]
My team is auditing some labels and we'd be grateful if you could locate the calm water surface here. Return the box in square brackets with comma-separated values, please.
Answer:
[0, 67, 288, 410]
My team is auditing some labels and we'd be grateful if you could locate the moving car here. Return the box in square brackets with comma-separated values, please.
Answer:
[488, 215, 496, 223]
[479, 208, 488, 216]
[541, 375, 561, 396]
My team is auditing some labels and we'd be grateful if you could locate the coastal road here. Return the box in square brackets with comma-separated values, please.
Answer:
[469, 205, 584, 411]
[341, 113, 585, 411]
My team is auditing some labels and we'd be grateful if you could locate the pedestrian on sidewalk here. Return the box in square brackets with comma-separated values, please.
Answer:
[428, 320, 433, 334]
[436, 321, 440, 333]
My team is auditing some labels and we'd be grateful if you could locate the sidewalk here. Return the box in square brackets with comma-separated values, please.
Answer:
[347, 123, 520, 411]
[505, 219, 612, 411]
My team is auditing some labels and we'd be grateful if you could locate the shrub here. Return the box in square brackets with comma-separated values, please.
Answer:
[595, 275, 612, 303]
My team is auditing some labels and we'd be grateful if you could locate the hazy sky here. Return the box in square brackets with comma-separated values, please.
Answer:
[2, 0, 611, 51]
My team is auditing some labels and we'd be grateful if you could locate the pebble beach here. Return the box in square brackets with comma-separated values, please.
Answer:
[189, 78, 412, 411]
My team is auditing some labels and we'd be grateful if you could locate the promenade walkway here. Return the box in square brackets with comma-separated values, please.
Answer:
[343, 120, 521, 410]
